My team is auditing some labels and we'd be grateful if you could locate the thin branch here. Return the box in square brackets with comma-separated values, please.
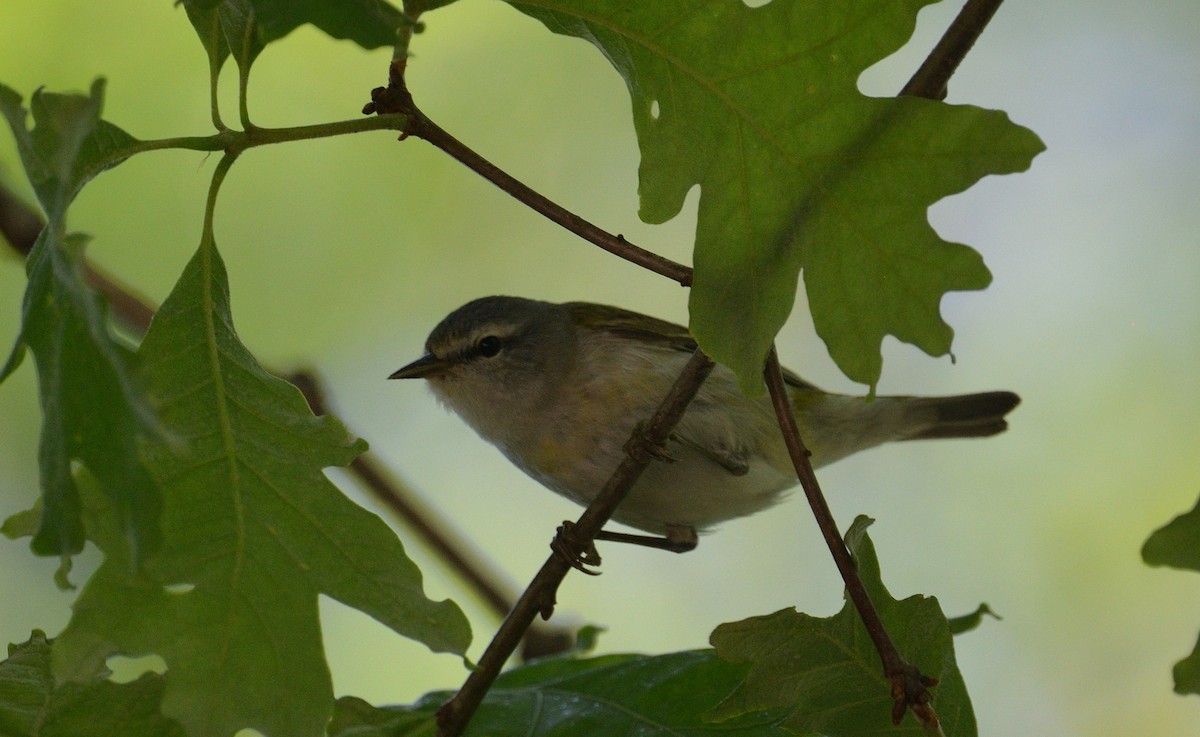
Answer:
[0, 185, 42, 253]
[435, 349, 716, 737]
[763, 348, 938, 729]
[901, 0, 1007, 100]
[363, 60, 695, 287]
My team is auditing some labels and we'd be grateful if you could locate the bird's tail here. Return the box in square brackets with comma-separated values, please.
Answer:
[901, 391, 1021, 441]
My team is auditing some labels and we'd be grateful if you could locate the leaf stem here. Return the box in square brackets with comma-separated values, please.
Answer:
[434, 349, 716, 737]
[204, 21, 226, 131]
[201, 152, 239, 244]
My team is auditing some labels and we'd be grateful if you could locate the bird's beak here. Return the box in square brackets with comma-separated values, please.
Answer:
[388, 353, 449, 380]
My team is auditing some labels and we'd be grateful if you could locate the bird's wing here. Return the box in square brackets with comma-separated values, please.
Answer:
[566, 301, 823, 394]
[565, 302, 697, 353]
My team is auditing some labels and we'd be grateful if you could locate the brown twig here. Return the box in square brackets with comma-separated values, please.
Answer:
[763, 349, 939, 729]
[0, 185, 42, 254]
[901, 0, 1007, 100]
[363, 60, 694, 287]
[435, 349, 715, 737]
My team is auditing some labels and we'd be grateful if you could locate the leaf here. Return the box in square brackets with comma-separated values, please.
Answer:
[1142, 491, 1200, 695]
[0, 631, 186, 737]
[217, 0, 269, 72]
[1143, 494, 1200, 572]
[330, 651, 793, 737]
[328, 696, 436, 737]
[0, 228, 162, 563]
[0, 631, 53, 737]
[405, 0, 460, 15]
[0, 82, 159, 564]
[179, 0, 407, 73]
[0, 80, 139, 221]
[1169, 635, 1200, 697]
[1, 503, 75, 591]
[180, 1, 233, 75]
[51, 239, 471, 737]
[508, 0, 1044, 393]
[710, 516, 976, 736]
[947, 603, 1000, 636]
[1, 505, 41, 541]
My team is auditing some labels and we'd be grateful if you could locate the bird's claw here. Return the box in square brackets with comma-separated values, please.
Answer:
[552, 521, 603, 576]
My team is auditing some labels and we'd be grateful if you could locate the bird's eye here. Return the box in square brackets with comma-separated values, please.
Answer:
[476, 335, 502, 358]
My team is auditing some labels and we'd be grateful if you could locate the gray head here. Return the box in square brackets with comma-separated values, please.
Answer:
[389, 296, 577, 442]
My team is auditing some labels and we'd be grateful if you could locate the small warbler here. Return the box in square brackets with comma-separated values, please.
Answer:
[391, 296, 1018, 548]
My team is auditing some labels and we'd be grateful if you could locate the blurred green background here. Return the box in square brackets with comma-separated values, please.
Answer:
[2, 1, 1198, 735]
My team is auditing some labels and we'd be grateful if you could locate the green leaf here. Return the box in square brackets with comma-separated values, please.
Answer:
[50, 239, 470, 737]
[331, 651, 792, 737]
[710, 516, 976, 735]
[0, 80, 138, 221]
[7, 231, 162, 560]
[1, 503, 75, 591]
[1, 505, 41, 541]
[0, 631, 186, 737]
[250, 0, 407, 47]
[179, 0, 407, 70]
[405, 0, 460, 15]
[0, 82, 159, 563]
[0, 631, 53, 737]
[947, 603, 1000, 636]
[508, 0, 1044, 393]
[0, 230, 160, 564]
[329, 696, 436, 737]
[180, 1, 233, 76]
[1143, 491, 1200, 695]
[1169, 635, 1200, 697]
[1143, 494, 1200, 572]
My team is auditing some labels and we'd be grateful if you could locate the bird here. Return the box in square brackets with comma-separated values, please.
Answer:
[390, 296, 1018, 553]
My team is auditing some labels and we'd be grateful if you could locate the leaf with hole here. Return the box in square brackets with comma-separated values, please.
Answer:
[508, 0, 1044, 393]
[0, 631, 186, 737]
